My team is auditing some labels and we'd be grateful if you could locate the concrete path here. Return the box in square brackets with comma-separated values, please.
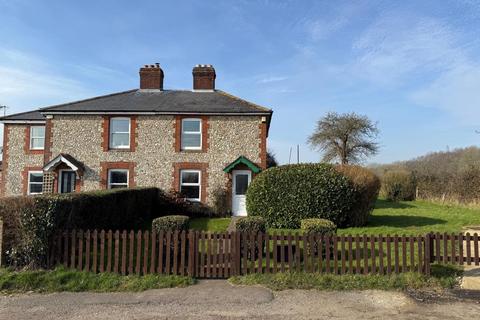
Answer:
[1, 280, 480, 320]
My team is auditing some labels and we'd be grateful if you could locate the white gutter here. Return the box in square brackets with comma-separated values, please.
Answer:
[40, 111, 272, 116]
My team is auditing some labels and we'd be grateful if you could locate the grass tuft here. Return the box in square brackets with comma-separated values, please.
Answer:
[0, 267, 195, 293]
[229, 264, 462, 291]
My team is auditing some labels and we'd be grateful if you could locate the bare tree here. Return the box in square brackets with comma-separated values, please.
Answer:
[308, 112, 379, 164]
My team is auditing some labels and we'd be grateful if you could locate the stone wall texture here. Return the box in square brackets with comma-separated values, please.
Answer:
[3, 125, 44, 195]
[47, 115, 263, 205]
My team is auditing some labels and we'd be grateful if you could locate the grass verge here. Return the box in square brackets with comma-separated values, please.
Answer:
[229, 264, 462, 291]
[0, 267, 195, 293]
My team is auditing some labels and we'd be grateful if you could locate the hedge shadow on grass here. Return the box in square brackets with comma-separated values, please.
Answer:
[367, 215, 447, 228]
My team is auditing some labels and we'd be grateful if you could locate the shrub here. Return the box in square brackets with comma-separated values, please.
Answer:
[152, 215, 190, 232]
[300, 218, 336, 236]
[0, 187, 175, 268]
[381, 170, 416, 202]
[246, 163, 355, 228]
[335, 165, 381, 227]
[235, 216, 266, 233]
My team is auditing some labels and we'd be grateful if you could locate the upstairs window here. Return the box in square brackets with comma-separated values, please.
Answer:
[30, 126, 45, 150]
[108, 169, 129, 189]
[28, 171, 43, 195]
[180, 170, 201, 201]
[109, 118, 130, 149]
[181, 118, 202, 150]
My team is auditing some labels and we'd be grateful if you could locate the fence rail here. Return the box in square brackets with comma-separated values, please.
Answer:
[48, 231, 480, 278]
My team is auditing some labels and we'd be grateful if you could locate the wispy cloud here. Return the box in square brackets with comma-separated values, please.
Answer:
[257, 75, 288, 84]
[0, 48, 94, 110]
[351, 13, 467, 85]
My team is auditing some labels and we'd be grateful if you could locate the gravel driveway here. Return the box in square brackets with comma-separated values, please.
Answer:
[0, 280, 479, 319]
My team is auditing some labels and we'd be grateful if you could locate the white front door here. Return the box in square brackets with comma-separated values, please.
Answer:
[232, 170, 251, 216]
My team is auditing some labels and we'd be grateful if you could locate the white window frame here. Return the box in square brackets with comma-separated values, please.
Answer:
[109, 117, 131, 149]
[29, 126, 45, 150]
[180, 169, 201, 202]
[181, 118, 202, 150]
[107, 169, 129, 189]
[27, 170, 43, 195]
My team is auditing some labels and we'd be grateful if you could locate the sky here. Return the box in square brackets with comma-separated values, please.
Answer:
[1, 0, 480, 164]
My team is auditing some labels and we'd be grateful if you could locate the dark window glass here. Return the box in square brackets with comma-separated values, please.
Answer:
[235, 174, 249, 195]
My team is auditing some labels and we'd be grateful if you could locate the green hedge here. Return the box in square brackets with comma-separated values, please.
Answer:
[0, 187, 188, 268]
[235, 216, 267, 233]
[381, 170, 416, 202]
[300, 218, 336, 236]
[335, 165, 380, 227]
[246, 163, 356, 228]
[152, 215, 190, 232]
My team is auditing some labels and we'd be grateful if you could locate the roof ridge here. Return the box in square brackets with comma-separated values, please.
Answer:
[217, 90, 272, 112]
[40, 89, 138, 111]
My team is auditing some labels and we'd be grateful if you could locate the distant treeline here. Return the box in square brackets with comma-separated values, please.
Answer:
[370, 146, 480, 204]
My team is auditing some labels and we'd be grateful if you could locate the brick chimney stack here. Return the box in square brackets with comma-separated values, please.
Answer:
[139, 63, 164, 90]
[192, 64, 216, 91]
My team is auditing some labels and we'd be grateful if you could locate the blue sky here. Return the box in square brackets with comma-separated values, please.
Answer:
[1, 0, 480, 164]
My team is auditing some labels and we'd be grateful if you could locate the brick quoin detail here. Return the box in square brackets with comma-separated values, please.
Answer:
[44, 119, 54, 163]
[22, 166, 43, 195]
[102, 116, 137, 152]
[0, 125, 9, 196]
[24, 125, 45, 155]
[172, 162, 208, 203]
[100, 162, 136, 189]
[174, 115, 209, 153]
[259, 121, 267, 170]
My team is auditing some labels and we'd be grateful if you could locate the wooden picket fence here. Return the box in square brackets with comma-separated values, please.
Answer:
[48, 231, 480, 278]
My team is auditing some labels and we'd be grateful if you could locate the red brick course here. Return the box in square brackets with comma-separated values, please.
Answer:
[44, 119, 54, 163]
[102, 116, 137, 152]
[259, 121, 267, 169]
[0, 125, 9, 196]
[100, 162, 136, 189]
[172, 162, 208, 203]
[24, 125, 45, 155]
[21, 166, 43, 195]
[174, 116, 209, 153]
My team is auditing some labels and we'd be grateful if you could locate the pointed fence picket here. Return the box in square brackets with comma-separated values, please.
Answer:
[48, 231, 480, 278]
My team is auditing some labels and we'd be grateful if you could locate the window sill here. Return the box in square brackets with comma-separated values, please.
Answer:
[179, 149, 205, 153]
[107, 148, 134, 152]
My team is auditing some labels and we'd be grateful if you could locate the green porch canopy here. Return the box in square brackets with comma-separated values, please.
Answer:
[223, 156, 262, 174]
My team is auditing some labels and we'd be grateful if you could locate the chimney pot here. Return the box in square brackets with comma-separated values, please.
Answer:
[192, 64, 216, 91]
[139, 63, 164, 90]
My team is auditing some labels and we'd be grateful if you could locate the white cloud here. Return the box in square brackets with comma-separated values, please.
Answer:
[257, 76, 288, 84]
[410, 63, 480, 123]
[351, 13, 467, 85]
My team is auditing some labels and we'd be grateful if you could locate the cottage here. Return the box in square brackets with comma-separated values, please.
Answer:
[0, 64, 273, 216]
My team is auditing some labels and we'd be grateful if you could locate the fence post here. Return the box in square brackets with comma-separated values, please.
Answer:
[429, 232, 435, 263]
[424, 233, 431, 276]
[0, 219, 3, 267]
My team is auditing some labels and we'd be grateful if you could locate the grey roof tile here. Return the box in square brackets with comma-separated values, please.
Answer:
[0, 110, 45, 121]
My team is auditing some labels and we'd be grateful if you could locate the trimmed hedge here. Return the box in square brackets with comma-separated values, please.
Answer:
[335, 165, 381, 227]
[0, 187, 188, 268]
[381, 170, 416, 202]
[300, 218, 336, 236]
[246, 163, 356, 228]
[235, 216, 266, 233]
[152, 215, 190, 232]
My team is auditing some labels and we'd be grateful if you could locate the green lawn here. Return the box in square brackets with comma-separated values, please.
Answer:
[189, 217, 231, 232]
[339, 199, 480, 235]
[190, 199, 480, 235]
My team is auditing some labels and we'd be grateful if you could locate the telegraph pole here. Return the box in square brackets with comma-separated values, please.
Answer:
[0, 105, 7, 117]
